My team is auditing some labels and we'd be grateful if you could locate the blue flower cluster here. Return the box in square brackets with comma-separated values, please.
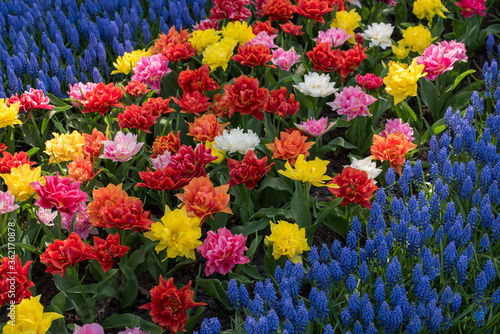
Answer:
[0, 0, 207, 98]
[484, 34, 500, 100]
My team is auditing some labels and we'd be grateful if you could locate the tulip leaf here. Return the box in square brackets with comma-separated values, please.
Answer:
[258, 175, 293, 194]
[197, 278, 231, 310]
[101, 313, 162, 333]
[446, 69, 476, 93]
[291, 186, 311, 228]
[231, 217, 269, 236]
[118, 263, 139, 309]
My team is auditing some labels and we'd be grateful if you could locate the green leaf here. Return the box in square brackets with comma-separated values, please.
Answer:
[231, 217, 269, 236]
[258, 175, 293, 194]
[322, 213, 349, 239]
[197, 278, 231, 310]
[127, 242, 157, 271]
[26, 147, 40, 157]
[250, 207, 296, 221]
[315, 198, 343, 225]
[400, 101, 417, 122]
[50, 292, 67, 312]
[419, 79, 437, 112]
[290, 186, 311, 228]
[246, 235, 262, 260]
[118, 263, 139, 309]
[319, 137, 357, 155]
[101, 313, 162, 333]
[183, 307, 206, 333]
[448, 91, 474, 110]
[241, 264, 262, 279]
[445, 69, 476, 93]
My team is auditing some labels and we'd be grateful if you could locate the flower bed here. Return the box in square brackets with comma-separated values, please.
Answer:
[0, 0, 500, 333]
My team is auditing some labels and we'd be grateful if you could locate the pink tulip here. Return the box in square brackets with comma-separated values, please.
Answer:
[131, 54, 171, 91]
[100, 131, 144, 162]
[295, 117, 336, 137]
[327, 86, 377, 121]
[197, 227, 250, 276]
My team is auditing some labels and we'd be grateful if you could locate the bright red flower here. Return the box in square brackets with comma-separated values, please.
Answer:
[170, 143, 217, 179]
[100, 199, 153, 231]
[117, 104, 159, 132]
[356, 73, 383, 90]
[87, 184, 153, 231]
[176, 176, 232, 222]
[264, 87, 300, 117]
[139, 144, 216, 191]
[252, 20, 279, 35]
[0, 255, 34, 306]
[186, 114, 228, 142]
[280, 22, 304, 36]
[92, 233, 130, 273]
[31, 173, 88, 216]
[334, 44, 367, 82]
[82, 83, 124, 115]
[294, 0, 333, 23]
[7, 88, 54, 114]
[0, 144, 7, 154]
[162, 42, 197, 62]
[330, 0, 348, 10]
[142, 97, 175, 117]
[328, 167, 378, 209]
[151, 131, 181, 158]
[210, 0, 252, 21]
[0, 151, 36, 173]
[223, 75, 269, 121]
[232, 44, 273, 68]
[123, 81, 151, 97]
[40, 232, 95, 276]
[261, 0, 296, 21]
[83, 128, 108, 162]
[140, 276, 206, 333]
[227, 150, 274, 189]
[307, 42, 338, 72]
[178, 65, 219, 94]
[172, 91, 212, 115]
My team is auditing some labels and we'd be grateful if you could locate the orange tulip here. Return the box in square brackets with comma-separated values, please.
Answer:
[266, 129, 314, 166]
[371, 132, 417, 175]
[176, 176, 232, 224]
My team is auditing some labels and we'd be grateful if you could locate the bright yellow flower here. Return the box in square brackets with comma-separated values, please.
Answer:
[144, 206, 202, 260]
[202, 38, 238, 71]
[384, 59, 427, 105]
[111, 49, 151, 75]
[204, 141, 225, 164]
[392, 41, 410, 59]
[402, 25, 433, 54]
[413, 0, 448, 22]
[278, 154, 331, 187]
[221, 21, 255, 45]
[330, 9, 361, 43]
[265, 220, 310, 263]
[189, 29, 221, 55]
[3, 295, 63, 334]
[0, 100, 22, 128]
[44, 130, 85, 163]
[1, 164, 45, 201]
